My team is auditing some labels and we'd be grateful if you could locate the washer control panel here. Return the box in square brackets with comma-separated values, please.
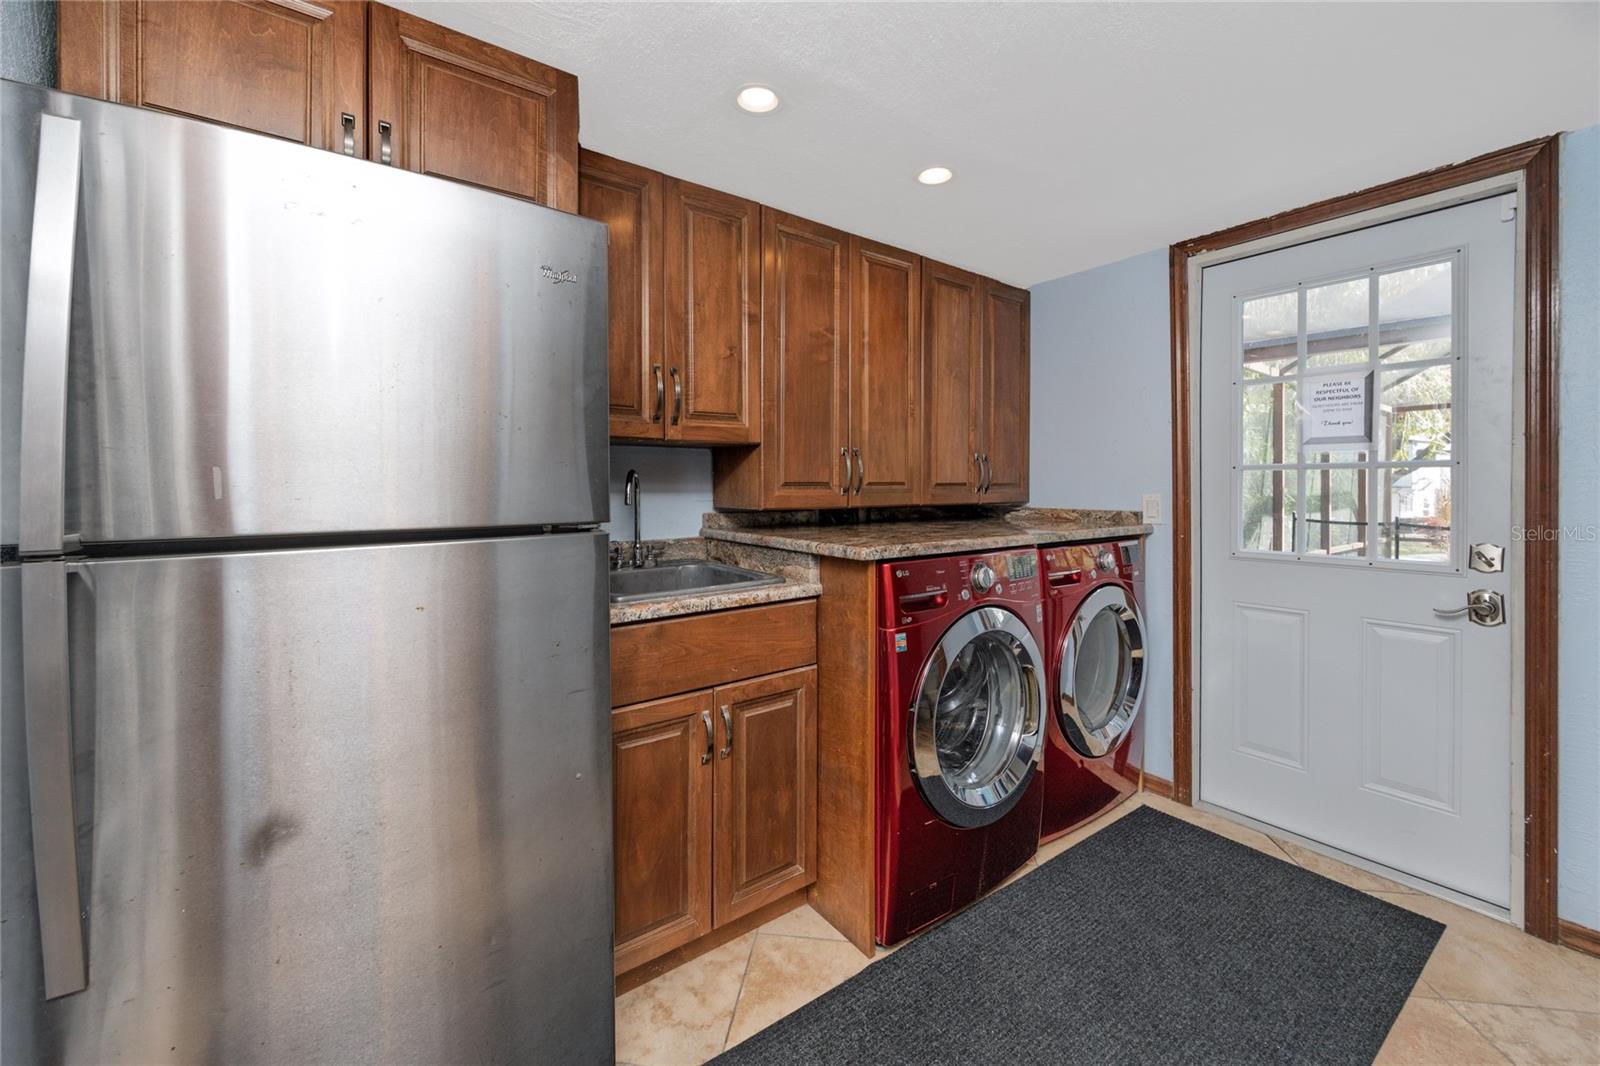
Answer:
[955, 550, 1038, 600]
[883, 550, 1040, 627]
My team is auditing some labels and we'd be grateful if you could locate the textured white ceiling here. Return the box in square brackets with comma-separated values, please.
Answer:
[394, 1, 1600, 286]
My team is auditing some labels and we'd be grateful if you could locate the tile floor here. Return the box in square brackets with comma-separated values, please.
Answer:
[614, 793, 1600, 1065]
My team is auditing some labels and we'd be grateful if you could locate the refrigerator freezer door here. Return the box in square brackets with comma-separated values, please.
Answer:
[1, 565, 47, 1066]
[4, 534, 614, 1064]
[1, 81, 608, 546]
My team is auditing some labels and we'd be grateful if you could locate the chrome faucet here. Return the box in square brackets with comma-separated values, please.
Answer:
[623, 469, 643, 569]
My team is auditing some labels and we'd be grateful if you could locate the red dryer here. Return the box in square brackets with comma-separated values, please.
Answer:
[876, 549, 1047, 946]
[1039, 540, 1149, 841]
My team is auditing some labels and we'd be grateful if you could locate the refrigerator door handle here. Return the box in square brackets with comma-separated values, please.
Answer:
[18, 113, 83, 558]
[21, 560, 88, 998]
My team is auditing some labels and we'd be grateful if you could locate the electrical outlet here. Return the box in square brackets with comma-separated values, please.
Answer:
[1142, 493, 1163, 524]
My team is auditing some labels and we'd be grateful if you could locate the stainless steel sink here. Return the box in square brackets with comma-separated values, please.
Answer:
[608, 560, 783, 604]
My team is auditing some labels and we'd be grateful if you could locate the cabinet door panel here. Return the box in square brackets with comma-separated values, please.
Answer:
[921, 260, 982, 503]
[59, 0, 366, 153]
[713, 667, 817, 926]
[762, 211, 851, 507]
[612, 691, 714, 974]
[580, 151, 664, 440]
[663, 180, 761, 443]
[981, 280, 1030, 502]
[851, 239, 921, 506]
[368, 3, 578, 210]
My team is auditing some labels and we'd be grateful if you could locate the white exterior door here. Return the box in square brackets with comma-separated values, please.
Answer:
[1198, 195, 1516, 907]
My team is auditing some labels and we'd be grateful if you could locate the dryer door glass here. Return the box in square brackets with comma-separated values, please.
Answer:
[1075, 609, 1126, 732]
[911, 607, 1045, 829]
[1058, 585, 1147, 758]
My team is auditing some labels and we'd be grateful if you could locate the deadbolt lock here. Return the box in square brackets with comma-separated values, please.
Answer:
[1469, 543, 1505, 573]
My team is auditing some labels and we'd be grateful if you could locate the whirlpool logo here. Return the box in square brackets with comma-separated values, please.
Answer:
[540, 265, 579, 285]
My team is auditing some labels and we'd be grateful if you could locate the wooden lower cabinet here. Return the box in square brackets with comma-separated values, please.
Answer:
[713, 667, 818, 924]
[611, 690, 714, 975]
[612, 664, 817, 975]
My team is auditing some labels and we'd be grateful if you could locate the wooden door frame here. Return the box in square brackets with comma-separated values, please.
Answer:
[1168, 136, 1561, 940]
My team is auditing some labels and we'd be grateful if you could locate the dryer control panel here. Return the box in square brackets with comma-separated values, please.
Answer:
[1042, 541, 1141, 580]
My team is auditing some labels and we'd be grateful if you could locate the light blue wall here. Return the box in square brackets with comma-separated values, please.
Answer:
[1557, 123, 1599, 931]
[604, 446, 714, 542]
[1029, 249, 1175, 779]
[0, 1, 55, 86]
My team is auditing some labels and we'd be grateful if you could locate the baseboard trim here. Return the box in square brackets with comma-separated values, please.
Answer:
[1559, 919, 1600, 958]
[614, 889, 808, 995]
[1140, 771, 1175, 800]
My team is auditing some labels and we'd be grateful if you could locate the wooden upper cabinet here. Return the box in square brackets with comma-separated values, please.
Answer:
[58, 0, 367, 153]
[920, 259, 983, 504]
[980, 280, 1030, 503]
[662, 179, 761, 444]
[758, 210, 852, 508]
[580, 151, 664, 440]
[713, 667, 817, 926]
[368, 3, 577, 210]
[57, 2, 580, 210]
[611, 691, 714, 975]
[851, 239, 922, 506]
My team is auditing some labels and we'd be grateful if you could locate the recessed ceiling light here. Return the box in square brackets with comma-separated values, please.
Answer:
[735, 85, 780, 114]
[917, 166, 954, 186]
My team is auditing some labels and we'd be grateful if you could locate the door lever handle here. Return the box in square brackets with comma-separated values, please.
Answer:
[1433, 589, 1505, 627]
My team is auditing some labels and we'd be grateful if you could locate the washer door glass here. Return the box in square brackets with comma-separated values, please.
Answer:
[1057, 585, 1147, 758]
[911, 606, 1045, 829]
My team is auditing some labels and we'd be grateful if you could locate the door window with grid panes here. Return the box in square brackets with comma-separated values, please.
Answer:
[1234, 251, 1460, 569]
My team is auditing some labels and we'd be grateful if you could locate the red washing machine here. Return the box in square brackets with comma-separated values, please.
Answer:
[876, 549, 1047, 946]
[1038, 540, 1149, 841]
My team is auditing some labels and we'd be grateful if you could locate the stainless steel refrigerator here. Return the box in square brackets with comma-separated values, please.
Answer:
[1, 80, 614, 1063]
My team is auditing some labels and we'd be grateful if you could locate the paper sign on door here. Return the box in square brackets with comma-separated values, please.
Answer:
[1301, 371, 1373, 448]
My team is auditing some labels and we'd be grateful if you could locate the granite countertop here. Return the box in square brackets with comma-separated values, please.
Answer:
[609, 576, 821, 625]
[608, 538, 821, 626]
[699, 507, 1154, 562]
